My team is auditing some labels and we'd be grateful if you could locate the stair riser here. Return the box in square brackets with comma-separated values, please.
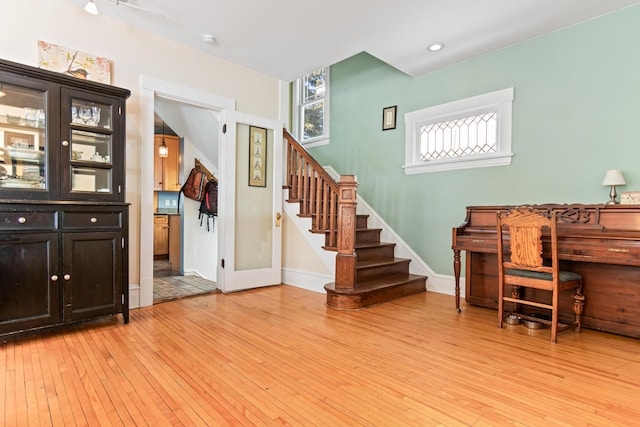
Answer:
[324, 228, 382, 246]
[356, 215, 368, 229]
[356, 229, 381, 244]
[356, 261, 411, 282]
[356, 245, 395, 261]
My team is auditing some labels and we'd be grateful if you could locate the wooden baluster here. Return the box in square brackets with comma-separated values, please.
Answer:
[314, 177, 324, 232]
[328, 189, 337, 247]
[309, 169, 316, 215]
[286, 142, 292, 190]
[296, 155, 304, 202]
[303, 160, 310, 214]
[322, 182, 329, 232]
[291, 150, 299, 200]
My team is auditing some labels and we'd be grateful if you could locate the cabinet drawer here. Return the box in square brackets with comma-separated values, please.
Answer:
[154, 215, 169, 225]
[62, 211, 122, 229]
[0, 211, 58, 230]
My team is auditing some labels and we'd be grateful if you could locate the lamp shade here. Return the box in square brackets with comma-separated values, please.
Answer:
[602, 169, 626, 186]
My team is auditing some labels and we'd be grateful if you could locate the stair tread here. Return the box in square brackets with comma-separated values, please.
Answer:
[356, 241, 395, 249]
[357, 257, 410, 269]
[326, 273, 426, 293]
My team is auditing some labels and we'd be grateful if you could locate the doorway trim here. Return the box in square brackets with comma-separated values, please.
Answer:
[138, 76, 235, 308]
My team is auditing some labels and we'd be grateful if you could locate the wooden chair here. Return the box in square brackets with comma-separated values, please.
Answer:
[497, 206, 585, 343]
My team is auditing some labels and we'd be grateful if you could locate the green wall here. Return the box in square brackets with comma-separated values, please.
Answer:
[309, 6, 640, 276]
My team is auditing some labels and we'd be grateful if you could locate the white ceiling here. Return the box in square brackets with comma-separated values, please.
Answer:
[66, 0, 640, 82]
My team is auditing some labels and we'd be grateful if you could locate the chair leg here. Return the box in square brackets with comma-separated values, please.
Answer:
[573, 283, 585, 333]
[498, 294, 504, 329]
[551, 288, 559, 343]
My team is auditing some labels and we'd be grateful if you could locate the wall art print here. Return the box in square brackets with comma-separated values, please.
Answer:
[37, 41, 112, 84]
[249, 126, 267, 187]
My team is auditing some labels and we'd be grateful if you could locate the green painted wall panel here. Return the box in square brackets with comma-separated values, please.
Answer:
[309, 6, 640, 276]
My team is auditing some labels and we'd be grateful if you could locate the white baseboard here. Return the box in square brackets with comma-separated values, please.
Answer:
[129, 284, 141, 309]
[282, 268, 331, 294]
[427, 274, 465, 296]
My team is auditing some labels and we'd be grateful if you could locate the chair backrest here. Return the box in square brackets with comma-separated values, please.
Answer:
[497, 206, 558, 273]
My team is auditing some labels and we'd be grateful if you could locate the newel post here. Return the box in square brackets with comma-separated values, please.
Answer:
[335, 175, 358, 289]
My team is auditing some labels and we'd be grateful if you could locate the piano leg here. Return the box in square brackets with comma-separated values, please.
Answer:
[454, 249, 461, 312]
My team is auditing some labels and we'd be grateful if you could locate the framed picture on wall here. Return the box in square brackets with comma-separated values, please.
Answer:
[382, 105, 397, 131]
[249, 126, 267, 187]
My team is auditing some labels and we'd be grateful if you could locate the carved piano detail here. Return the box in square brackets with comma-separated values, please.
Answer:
[452, 204, 640, 338]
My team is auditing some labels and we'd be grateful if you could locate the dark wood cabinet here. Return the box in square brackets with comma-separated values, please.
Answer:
[0, 59, 130, 337]
[153, 214, 169, 257]
[0, 232, 59, 332]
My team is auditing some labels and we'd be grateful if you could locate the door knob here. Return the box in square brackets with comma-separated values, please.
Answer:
[275, 212, 281, 227]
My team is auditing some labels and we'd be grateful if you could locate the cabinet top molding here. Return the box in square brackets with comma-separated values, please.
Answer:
[0, 58, 130, 99]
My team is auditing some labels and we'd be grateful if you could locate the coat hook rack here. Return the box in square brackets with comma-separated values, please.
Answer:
[195, 158, 217, 182]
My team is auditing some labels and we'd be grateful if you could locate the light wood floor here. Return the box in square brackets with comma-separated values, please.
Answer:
[2, 286, 640, 426]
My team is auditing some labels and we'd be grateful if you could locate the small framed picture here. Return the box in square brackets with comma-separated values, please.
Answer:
[5, 131, 35, 149]
[249, 126, 267, 187]
[382, 105, 397, 131]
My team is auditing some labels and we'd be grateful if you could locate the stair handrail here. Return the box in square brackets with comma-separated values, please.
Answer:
[283, 129, 357, 289]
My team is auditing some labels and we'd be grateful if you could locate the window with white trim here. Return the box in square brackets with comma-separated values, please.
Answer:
[292, 68, 330, 147]
[404, 88, 514, 174]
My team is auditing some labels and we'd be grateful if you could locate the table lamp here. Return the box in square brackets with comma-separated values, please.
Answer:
[602, 169, 626, 204]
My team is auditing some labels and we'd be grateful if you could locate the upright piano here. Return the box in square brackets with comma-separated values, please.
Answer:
[452, 204, 640, 338]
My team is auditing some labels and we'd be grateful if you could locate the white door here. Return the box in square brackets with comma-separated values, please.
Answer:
[218, 111, 283, 292]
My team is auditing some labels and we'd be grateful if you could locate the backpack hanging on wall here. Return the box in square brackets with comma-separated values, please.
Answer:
[199, 180, 218, 231]
[178, 166, 207, 213]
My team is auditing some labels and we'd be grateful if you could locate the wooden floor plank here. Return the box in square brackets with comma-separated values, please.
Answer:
[2, 286, 640, 426]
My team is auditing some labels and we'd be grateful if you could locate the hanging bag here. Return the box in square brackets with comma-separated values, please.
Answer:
[178, 167, 207, 213]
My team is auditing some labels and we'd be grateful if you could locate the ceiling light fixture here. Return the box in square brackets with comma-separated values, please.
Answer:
[203, 34, 216, 44]
[428, 43, 444, 52]
[84, 0, 98, 15]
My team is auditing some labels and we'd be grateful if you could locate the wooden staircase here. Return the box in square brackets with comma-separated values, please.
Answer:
[284, 130, 427, 310]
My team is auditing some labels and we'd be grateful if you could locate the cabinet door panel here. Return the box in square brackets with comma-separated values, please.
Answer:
[62, 231, 122, 322]
[60, 88, 124, 202]
[0, 71, 59, 200]
[154, 135, 180, 191]
[0, 233, 59, 333]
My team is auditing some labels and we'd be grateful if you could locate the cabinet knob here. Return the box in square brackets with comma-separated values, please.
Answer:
[51, 275, 59, 282]
[18, 217, 27, 224]
[62, 140, 69, 147]
[64, 274, 71, 281]
[90, 217, 98, 223]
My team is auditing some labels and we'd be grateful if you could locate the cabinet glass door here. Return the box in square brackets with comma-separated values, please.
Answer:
[63, 94, 121, 200]
[0, 82, 47, 193]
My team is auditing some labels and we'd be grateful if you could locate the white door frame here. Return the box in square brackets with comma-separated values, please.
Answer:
[138, 76, 235, 307]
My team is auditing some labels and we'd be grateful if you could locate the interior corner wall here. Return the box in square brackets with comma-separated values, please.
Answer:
[1, 0, 282, 288]
[308, 5, 640, 277]
[182, 139, 218, 281]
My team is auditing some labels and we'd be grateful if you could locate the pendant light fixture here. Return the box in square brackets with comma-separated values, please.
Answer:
[158, 120, 169, 157]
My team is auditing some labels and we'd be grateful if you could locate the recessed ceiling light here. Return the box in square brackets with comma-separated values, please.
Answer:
[203, 34, 216, 44]
[84, 0, 98, 15]
[428, 43, 444, 52]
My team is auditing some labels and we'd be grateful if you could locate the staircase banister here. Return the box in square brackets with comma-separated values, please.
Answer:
[283, 129, 340, 193]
